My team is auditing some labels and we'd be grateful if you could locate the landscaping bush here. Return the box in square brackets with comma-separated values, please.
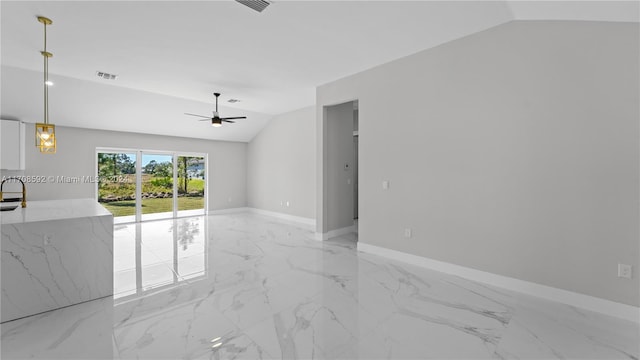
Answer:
[150, 177, 173, 189]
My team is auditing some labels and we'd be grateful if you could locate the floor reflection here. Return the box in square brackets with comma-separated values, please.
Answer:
[113, 216, 207, 301]
[2, 213, 637, 360]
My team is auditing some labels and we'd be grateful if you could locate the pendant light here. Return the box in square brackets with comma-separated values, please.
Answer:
[35, 16, 56, 154]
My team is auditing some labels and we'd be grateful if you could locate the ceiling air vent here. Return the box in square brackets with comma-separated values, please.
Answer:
[227, 99, 241, 103]
[96, 71, 118, 80]
[236, 0, 270, 13]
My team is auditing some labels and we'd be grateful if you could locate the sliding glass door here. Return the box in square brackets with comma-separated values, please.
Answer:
[141, 153, 174, 221]
[97, 149, 206, 223]
[177, 156, 206, 217]
[97, 151, 137, 223]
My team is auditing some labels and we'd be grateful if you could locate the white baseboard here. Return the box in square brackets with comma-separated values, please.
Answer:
[357, 242, 640, 323]
[248, 208, 316, 230]
[207, 207, 250, 215]
[315, 225, 356, 241]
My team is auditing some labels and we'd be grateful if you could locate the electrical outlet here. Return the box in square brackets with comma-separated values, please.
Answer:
[618, 264, 632, 279]
[382, 180, 389, 190]
[43, 234, 53, 246]
[404, 228, 412, 238]
[347, 178, 351, 185]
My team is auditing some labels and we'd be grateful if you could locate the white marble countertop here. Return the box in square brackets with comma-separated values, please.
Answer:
[0, 198, 112, 225]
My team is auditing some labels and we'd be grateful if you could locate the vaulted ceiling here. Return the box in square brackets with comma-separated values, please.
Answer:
[2, 1, 637, 142]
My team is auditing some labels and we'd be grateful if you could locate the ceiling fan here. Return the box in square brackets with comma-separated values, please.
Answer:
[185, 93, 246, 127]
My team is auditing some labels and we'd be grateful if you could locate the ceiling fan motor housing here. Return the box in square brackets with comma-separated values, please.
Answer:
[185, 92, 247, 126]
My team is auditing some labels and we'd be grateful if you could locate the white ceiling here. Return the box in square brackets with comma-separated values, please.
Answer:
[1, 1, 637, 142]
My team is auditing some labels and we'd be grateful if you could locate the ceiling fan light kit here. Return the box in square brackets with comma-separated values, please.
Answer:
[185, 92, 247, 128]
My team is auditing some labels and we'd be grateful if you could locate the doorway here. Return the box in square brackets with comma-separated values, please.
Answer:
[96, 149, 207, 223]
[353, 102, 359, 225]
[321, 100, 359, 240]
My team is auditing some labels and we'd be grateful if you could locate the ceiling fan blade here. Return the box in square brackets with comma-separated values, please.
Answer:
[220, 116, 247, 120]
[198, 119, 211, 121]
[222, 120, 236, 123]
[184, 113, 211, 119]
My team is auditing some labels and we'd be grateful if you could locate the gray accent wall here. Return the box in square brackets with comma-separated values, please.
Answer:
[317, 21, 639, 306]
[8, 124, 247, 211]
[247, 106, 316, 219]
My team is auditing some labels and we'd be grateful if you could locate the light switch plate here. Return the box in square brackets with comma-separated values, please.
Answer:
[618, 264, 632, 279]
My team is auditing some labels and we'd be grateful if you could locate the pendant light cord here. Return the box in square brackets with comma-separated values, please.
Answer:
[43, 20, 49, 125]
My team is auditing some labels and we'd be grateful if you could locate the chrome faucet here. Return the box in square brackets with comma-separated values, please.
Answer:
[0, 177, 27, 208]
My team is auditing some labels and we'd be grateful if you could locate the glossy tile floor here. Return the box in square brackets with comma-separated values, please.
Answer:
[2, 213, 638, 359]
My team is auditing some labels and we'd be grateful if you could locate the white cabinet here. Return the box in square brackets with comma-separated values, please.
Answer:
[1, 119, 26, 170]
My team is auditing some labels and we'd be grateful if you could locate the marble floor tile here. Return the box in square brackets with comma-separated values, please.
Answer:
[495, 296, 640, 359]
[114, 296, 268, 360]
[243, 296, 365, 360]
[2, 213, 638, 360]
[1, 297, 114, 359]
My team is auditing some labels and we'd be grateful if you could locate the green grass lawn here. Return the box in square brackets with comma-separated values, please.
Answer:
[101, 197, 204, 217]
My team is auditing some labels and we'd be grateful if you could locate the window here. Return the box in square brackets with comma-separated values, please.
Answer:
[96, 149, 207, 223]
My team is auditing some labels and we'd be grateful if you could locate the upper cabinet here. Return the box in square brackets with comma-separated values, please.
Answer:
[1, 119, 26, 170]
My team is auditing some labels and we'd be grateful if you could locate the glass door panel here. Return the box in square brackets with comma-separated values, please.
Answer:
[97, 152, 137, 224]
[177, 156, 205, 216]
[141, 153, 174, 221]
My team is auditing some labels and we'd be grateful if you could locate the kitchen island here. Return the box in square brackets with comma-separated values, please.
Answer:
[1, 199, 113, 323]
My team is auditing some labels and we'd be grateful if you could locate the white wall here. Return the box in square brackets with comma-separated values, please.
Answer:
[326, 102, 355, 231]
[247, 106, 316, 219]
[7, 124, 247, 210]
[317, 21, 639, 306]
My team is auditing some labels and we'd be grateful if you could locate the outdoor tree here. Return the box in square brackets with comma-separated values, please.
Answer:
[178, 156, 190, 194]
[143, 160, 158, 174]
[118, 154, 136, 174]
[154, 161, 172, 178]
[98, 153, 135, 175]
[97, 153, 136, 191]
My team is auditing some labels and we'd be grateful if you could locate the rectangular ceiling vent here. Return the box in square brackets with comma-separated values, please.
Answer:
[236, 0, 270, 13]
[96, 71, 118, 80]
[227, 99, 241, 103]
